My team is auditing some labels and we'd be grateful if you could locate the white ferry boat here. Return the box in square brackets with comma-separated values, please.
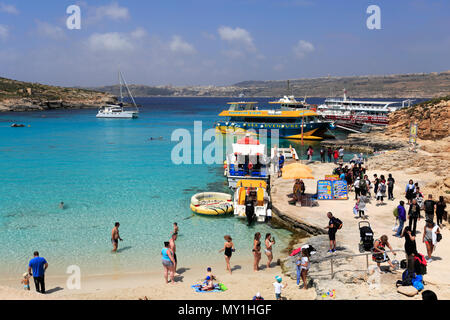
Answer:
[97, 71, 139, 119]
[317, 90, 413, 125]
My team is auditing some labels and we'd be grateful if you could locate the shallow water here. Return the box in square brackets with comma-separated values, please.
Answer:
[0, 97, 302, 278]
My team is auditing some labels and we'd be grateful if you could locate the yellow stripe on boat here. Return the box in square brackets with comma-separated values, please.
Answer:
[190, 192, 233, 216]
[218, 110, 318, 118]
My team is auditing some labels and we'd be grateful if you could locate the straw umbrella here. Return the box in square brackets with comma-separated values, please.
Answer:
[281, 163, 314, 180]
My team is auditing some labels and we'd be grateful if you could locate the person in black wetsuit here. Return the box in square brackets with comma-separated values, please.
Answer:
[245, 194, 256, 226]
[219, 235, 235, 274]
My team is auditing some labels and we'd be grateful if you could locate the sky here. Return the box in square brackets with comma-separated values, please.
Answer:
[0, 0, 449, 87]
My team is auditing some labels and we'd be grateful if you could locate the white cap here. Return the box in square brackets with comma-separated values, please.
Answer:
[256, 292, 261, 297]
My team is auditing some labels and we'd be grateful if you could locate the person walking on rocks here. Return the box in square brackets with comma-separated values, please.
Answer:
[408, 199, 421, 234]
[325, 212, 341, 254]
[327, 147, 333, 163]
[320, 147, 326, 163]
[436, 196, 446, 227]
[387, 174, 395, 200]
[423, 194, 436, 224]
[405, 180, 416, 205]
[395, 201, 407, 237]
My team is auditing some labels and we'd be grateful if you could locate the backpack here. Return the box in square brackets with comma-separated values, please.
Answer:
[401, 269, 416, 286]
[393, 207, 399, 218]
[333, 218, 343, 230]
[414, 254, 427, 275]
[379, 183, 386, 193]
[424, 200, 434, 213]
[359, 179, 367, 191]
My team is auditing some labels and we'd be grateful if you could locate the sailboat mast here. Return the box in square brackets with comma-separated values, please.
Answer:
[119, 71, 124, 104]
[119, 71, 138, 111]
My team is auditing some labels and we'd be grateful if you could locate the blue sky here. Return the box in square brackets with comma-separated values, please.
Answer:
[0, 0, 449, 86]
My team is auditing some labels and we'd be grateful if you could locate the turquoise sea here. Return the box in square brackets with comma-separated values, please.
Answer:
[1, 97, 328, 279]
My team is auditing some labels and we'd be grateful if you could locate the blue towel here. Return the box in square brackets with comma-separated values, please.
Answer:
[191, 284, 223, 293]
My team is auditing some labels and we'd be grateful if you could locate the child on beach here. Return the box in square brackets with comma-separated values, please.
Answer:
[297, 249, 310, 289]
[21, 273, 30, 291]
[273, 276, 287, 300]
[206, 267, 216, 281]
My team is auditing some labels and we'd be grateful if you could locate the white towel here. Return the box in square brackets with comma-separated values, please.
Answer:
[432, 225, 439, 246]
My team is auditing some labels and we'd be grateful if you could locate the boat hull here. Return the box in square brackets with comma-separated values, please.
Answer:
[96, 112, 138, 119]
[215, 121, 333, 140]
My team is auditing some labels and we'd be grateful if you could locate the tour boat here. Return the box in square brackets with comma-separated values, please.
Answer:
[317, 90, 414, 125]
[215, 101, 335, 140]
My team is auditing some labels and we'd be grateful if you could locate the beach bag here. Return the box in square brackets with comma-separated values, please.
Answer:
[353, 206, 358, 215]
[436, 233, 442, 243]
[401, 270, 415, 286]
[393, 207, 399, 218]
[412, 275, 424, 291]
[414, 254, 427, 275]
[400, 259, 407, 269]
[333, 218, 343, 230]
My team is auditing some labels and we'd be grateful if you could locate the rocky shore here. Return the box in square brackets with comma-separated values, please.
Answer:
[0, 77, 116, 112]
[321, 131, 407, 154]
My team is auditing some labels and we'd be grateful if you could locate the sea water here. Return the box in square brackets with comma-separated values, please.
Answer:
[0, 97, 308, 279]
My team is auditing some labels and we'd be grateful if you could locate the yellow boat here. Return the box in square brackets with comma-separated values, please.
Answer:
[190, 192, 234, 216]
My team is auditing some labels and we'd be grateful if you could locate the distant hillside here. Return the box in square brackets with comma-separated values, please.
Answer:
[93, 71, 450, 99]
[0, 77, 116, 112]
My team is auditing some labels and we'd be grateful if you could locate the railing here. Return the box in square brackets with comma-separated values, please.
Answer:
[311, 249, 406, 279]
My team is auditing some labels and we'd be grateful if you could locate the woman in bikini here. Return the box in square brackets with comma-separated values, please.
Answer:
[423, 221, 440, 263]
[219, 235, 235, 274]
[264, 233, 276, 268]
[253, 232, 262, 272]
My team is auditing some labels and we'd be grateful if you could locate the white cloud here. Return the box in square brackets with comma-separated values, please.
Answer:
[97, 2, 129, 20]
[88, 1, 130, 23]
[0, 3, 19, 14]
[218, 26, 256, 52]
[0, 24, 9, 41]
[169, 35, 196, 54]
[35, 20, 66, 40]
[87, 32, 134, 52]
[130, 27, 147, 39]
[293, 40, 315, 59]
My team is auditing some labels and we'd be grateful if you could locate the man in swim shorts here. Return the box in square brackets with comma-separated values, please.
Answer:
[111, 222, 123, 253]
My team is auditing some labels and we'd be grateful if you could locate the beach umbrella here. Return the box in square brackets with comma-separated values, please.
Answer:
[281, 163, 314, 180]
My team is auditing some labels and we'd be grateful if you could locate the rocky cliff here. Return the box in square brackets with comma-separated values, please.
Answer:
[387, 96, 450, 140]
[0, 77, 116, 112]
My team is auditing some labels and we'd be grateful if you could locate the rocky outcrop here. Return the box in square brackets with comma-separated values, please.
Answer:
[0, 77, 117, 112]
[321, 132, 407, 154]
[387, 97, 450, 140]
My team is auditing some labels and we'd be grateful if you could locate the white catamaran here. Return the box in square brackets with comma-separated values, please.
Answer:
[96, 71, 139, 119]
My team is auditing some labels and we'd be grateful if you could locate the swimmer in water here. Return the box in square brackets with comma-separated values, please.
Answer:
[59, 202, 65, 210]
